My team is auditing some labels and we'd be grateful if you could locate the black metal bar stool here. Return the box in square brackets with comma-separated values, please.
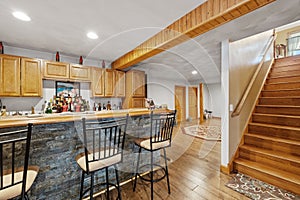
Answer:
[133, 110, 176, 200]
[0, 123, 39, 200]
[76, 115, 129, 200]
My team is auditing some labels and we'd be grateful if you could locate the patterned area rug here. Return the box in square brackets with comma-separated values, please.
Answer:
[226, 173, 300, 200]
[183, 125, 221, 141]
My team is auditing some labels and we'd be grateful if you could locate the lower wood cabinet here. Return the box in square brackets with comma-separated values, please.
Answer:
[123, 97, 145, 108]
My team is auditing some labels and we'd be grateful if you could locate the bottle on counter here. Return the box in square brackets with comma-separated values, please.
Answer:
[31, 106, 35, 114]
[102, 103, 106, 110]
[98, 103, 102, 111]
[93, 103, 97, 111]
[107, 101, 111, 110]
[45, 103, 52, 114]
[79, 56, 83, 65]
[1, 105, 7, 116]
[86, 101, 90, 111]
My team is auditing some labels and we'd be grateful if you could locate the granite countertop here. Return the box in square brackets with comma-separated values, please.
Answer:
[0, 108, 168, 128]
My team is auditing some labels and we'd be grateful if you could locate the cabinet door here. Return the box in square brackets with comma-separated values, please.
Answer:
[104, 69, 115, 97]
[131, 98, 145, 108]
[21, 58, 42, 97]
[43, 61, 69, 79]
[0, 55, 21, 96]
[91, 68, 105, 97]
[132, 70, 145, 97]
[115, 70, 125, 97]
[70, 64, 90, 81]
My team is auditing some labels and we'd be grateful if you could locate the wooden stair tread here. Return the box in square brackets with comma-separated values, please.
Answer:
[240, 144, 300, 164]
[256, 105, 300, 108]
[252, 113, 300, 119]
[245, 133, 300, 146]
[265, 81, 300, 85]
[249, 122, 300, 131]
[234, 158, 300, 184]
[262, 88, 300, 92]
[268, 74, 300, 79]
[259, 96, 300, 99]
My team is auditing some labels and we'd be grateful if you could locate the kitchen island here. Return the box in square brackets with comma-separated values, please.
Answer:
[0, 108, 167, 199]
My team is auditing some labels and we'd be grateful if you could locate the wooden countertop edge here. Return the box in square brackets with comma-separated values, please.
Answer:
[0, 109, 170, 128]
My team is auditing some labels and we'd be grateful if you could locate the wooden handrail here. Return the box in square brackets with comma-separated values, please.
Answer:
[231, 34, 277, 117]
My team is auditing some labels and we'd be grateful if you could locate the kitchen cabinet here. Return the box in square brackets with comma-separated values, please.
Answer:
[0, 55, 42, 97]
[0, 55, 21, 96]
[21, 58, 42, 97]
[104, 69, 115, 97]
[124, 70, 146, 108]
[43, 61, 69, 80]
[91, 67, 105, 97]
[126, 70, 145, 97]
[115, 70, 125, 97]
[70, 64, 90, 81]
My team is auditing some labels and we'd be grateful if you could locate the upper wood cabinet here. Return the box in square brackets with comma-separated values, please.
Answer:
[126, 70, 145, 97]
[0, 55, 42, 97]
[104, 69, 115, 97]
[69, 64, 90, 81]
[91, 67, 105, 97]
[115, 70, 125, 97]
[0, 55, 21, 96]
[43, 61, 69, 80]
[21, 58, 42, 97]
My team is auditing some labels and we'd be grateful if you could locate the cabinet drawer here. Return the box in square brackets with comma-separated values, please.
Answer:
[131, 98, 145, 108]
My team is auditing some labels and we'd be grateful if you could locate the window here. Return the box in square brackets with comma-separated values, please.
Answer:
[287, 31, 300, 56]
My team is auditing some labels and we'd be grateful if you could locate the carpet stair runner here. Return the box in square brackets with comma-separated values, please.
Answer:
[233, 55, 300, 195]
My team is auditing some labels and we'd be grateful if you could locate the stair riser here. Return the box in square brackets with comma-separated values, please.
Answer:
[267, 76, 300, 83]
[234, 163, 300, 195]
[244, 135, 300, 156]
[272, 64, 300, 73]
[261, 90, 300, 97]
[259, 98, 300, 106]
[239, 149, 300, 174]
[248, 124, 300, 141]
[255, 106, 300, 116]
[269, 70, 300, 78]
[252, 115, 300, 127]
[275, 56, 300, 65]
[264, 82, 300, 90]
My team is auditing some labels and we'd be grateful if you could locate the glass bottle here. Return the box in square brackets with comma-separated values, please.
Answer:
[79, 56, 83, 65]
[56, 51, 60, 62]
[0, 42, 3, 54]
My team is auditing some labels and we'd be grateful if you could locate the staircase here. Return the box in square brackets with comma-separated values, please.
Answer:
[233, 55, 300, 195]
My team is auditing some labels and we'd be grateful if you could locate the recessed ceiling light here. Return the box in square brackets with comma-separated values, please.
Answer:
[87, 32, 98, 39]
[192, 70, 198, 75]
[12, 11, 31, 21]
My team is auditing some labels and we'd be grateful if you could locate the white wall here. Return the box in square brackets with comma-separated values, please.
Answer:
[203, 83, 222, 118]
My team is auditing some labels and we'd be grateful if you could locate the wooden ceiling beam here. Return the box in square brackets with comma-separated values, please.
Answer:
[112, 0, 276, 70]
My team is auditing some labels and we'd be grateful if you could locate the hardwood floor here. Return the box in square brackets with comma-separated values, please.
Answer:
[95, 118, 249, 200]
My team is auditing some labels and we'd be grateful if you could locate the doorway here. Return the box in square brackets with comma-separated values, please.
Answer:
[188, 87, 198, 120]
[175, 86, 186, 122]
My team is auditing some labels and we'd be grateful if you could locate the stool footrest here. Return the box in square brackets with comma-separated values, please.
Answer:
[137, 164, 167, 183]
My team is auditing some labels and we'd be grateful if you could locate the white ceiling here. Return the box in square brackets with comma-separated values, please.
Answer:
[1, 0, 300, 85]
[138, 0, 300, 84]
[0, 0, 206, 61]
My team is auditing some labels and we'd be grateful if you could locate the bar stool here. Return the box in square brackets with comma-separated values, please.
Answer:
[0, 123, 39, 200]
[76, 115, 129, 200]
[133, 110, 176, 200]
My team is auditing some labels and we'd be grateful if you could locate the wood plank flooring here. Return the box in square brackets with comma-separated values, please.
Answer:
[95, 118, 249, 200]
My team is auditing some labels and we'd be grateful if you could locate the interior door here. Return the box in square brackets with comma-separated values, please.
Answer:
[188, 87, 198, 120]
[175, 86, 186, 122]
